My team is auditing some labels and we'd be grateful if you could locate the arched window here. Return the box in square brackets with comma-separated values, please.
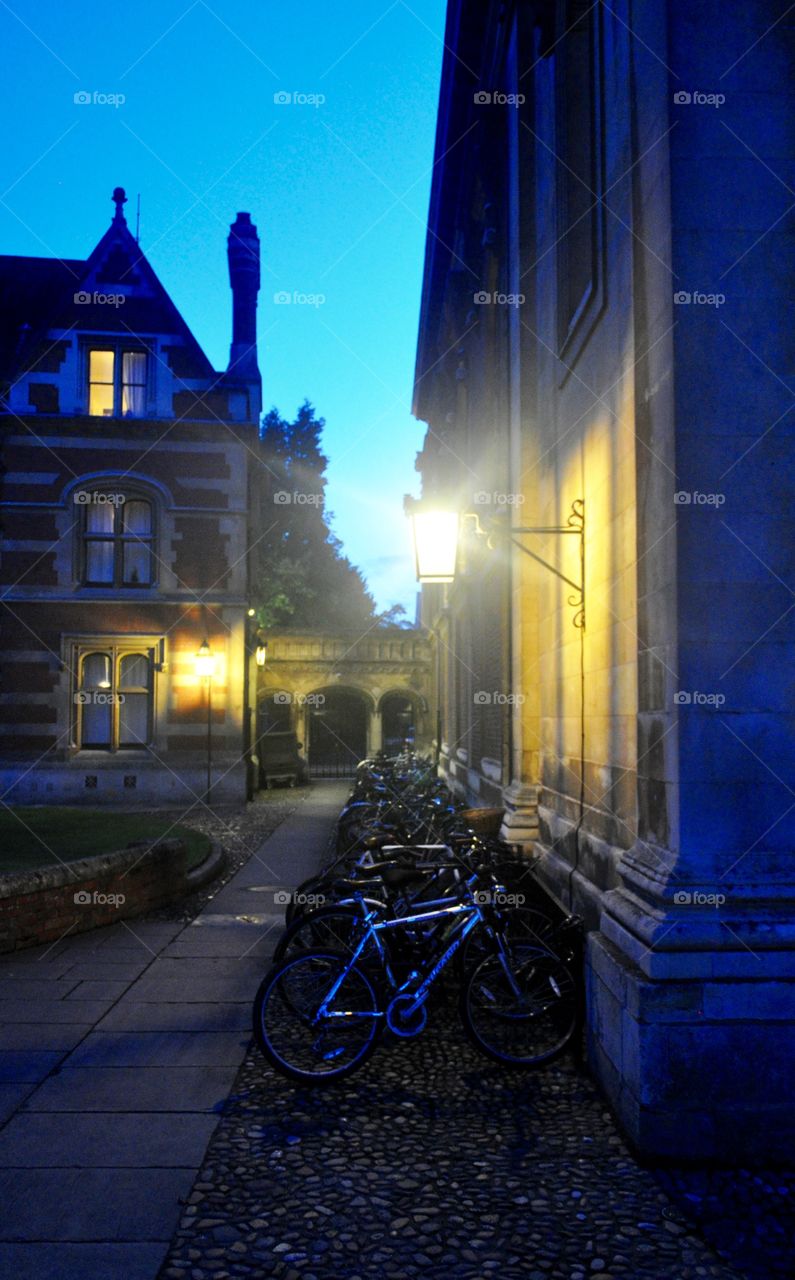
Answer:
[76, 645, 154, 750]
[81, 494, 154, 586]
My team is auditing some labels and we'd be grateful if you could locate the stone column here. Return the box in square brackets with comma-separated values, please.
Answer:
[587, 0, 795, 1158]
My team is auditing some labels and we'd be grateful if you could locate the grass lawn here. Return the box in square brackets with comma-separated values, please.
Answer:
[0, 808, 211, 876]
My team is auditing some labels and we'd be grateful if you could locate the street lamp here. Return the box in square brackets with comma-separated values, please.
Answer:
[255, 643, 268, 667]
[195, 638, 216, 801]
[403, 496, 459, 583]
[405, 493, 586, 629]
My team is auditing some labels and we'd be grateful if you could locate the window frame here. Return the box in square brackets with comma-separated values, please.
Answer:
[72, 640, 157, 752]
[80, 492, 156, 589]
[83, 341, 152, 418]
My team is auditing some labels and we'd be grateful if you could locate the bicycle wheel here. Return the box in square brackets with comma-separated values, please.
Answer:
[460, 944, 579, 1066]
[253, 950, 383, 1083]
[273, 903, 384, 967]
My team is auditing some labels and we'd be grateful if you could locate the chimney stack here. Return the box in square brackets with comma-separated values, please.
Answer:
[227, 212, 260, 379]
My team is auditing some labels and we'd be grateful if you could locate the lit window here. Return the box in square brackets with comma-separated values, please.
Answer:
[83, 496, 154, 586]
[87, 348, 147, 417]
[89, 350, 115, 417]
[76, 646, 154, 750]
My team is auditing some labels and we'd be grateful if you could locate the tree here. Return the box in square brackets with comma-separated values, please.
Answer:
[250, 401, 382, 630]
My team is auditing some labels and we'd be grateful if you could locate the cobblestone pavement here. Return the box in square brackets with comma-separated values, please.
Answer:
[158, 993, 781, 1280]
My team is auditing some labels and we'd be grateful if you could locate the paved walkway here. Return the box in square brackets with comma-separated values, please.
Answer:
[0, 781, 350, 1280]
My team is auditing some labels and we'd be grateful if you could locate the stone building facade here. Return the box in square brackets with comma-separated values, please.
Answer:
[0, 189, 262, 805]
[413, 0, 794, 1157]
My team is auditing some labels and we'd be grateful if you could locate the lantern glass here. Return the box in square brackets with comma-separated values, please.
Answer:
[195, 639, 216, 678]
[255, 645, 267, 668]
[410, 509, 459, 583]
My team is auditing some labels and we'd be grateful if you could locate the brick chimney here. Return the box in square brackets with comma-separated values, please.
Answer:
[227, 212, 260, 380]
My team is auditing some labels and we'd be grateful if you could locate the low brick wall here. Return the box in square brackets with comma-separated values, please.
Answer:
[0, 839, 189, 954]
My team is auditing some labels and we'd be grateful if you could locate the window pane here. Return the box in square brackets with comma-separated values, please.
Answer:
[123, 500, 151, 535]
[122, 352, 146, 417]
[85, 540, 115, 583]
[121, 383, 145, 417]
[89, 382, 114, 417]
[89, 350, 114, 383]
[85, 504, 115, 534]
[119, 653, 150, 688]
[82, 652, 111, 688]
[81, 700, 112, 746]
[122, 542, 151, 585]
[119, 692, 149, 745]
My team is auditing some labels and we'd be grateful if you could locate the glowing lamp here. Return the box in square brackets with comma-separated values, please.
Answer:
[405, 497, 459, 584]
[195, 639, 216, 678]
[255, 644, 267, 668]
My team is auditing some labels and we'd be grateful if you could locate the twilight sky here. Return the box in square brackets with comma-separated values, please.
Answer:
[0, 0, 446, 615]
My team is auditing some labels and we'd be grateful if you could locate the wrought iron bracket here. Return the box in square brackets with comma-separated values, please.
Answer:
[463, 498, 585, 629]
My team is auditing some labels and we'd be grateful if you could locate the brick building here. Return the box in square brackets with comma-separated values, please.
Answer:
[412, 1, 795, 1157]
[0, 188, 262, 805]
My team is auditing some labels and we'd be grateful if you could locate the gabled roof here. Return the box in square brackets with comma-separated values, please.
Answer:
[0, 188, 216, 384]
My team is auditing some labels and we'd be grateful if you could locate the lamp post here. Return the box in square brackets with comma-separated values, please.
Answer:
[195, 638, 216, 802]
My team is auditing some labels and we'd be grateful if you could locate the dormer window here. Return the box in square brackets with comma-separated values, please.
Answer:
[88, 348, 147, 417]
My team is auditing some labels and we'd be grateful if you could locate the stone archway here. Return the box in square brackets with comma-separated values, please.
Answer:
[379, 689, 422, 755]
[305, 686, 370, 777]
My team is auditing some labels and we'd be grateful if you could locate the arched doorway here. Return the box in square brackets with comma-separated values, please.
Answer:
[380, 691, 417, 755]
[307, 688, 369, 777]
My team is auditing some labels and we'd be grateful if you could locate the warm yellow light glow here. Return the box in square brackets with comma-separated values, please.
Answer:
[255, 644, 267, 667]
[409, 508, 460, 583]
[194, 639, 216, 678]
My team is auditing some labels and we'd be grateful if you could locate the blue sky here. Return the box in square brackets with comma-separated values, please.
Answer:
[0, 0, 446, 615]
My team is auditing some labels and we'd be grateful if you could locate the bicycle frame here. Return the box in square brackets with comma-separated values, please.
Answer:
[315, 891, 520, 1023]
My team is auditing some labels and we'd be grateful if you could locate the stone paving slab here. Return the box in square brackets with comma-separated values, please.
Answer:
[0, 1243, 168, 1280]
[0, 1083, 34, 1125]
[0, 1023, 93, 1051]
[96, 1001, 251, 1033]
[0, 1112, 218, 1167]
[0, 1051, 66, 1083]
[24, 1060, 242, 1114]
[67, 1030, 248, 1069]
[0, 1167, 197, 1240]
[0, 999, 114, 1024]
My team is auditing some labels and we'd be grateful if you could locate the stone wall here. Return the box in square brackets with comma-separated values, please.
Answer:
[0, 839, 188, 953]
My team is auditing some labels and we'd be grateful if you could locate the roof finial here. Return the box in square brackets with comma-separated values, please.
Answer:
[112, 187, 127, 224]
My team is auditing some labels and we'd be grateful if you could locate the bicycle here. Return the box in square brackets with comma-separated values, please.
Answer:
[252, 874, 581, 1083]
